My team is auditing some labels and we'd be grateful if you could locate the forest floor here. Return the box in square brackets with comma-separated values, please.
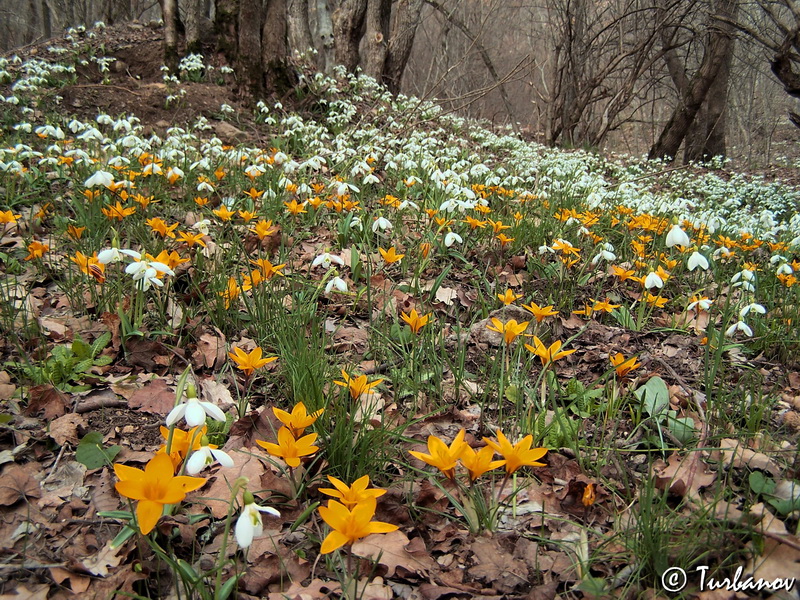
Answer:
[0, 22, 799, 600]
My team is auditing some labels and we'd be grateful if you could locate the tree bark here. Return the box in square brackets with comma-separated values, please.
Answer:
[333, 0, 367, 72]
[215, 0, 239, 66]
[287, 0, 315, 62]
[239, 0, 264, 96]
[649, 0, 739, 161]
[382, 0, 423, 93]
[363, 0, 390, 80]
[162, 0, 179, 72]
[183, 0, 204, 54]
[263, 0, 292, 93]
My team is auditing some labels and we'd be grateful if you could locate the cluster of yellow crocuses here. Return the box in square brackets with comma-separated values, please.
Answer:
[410, 429, 548, 481]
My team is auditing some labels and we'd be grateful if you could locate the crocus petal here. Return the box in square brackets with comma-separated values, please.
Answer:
[137, 499, 164, 535]
[320, 530, 349, 554]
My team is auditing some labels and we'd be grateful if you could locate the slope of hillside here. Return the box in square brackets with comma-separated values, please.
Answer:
[1, 22, 799, 600]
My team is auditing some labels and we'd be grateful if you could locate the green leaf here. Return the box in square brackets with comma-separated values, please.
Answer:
[575, 576, 608, 598]
[218, 574, 241, 600]
[175, 559, 199, 584]
[633, 376, 670, 419]
[748, 471, 775, 496]
[110, 525, 137, 549]
[666, 415, 695, 446]
[90, 331, 112, 357]
[76, 431, 121, 469]
[505, 384, 521, 404]
[767, 496, 800, 516]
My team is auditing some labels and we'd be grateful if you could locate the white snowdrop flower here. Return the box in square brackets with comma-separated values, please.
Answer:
[166, 396, 226, 427]
[644, 271, 664, 290]
[539, 244, 554, 254]
[325, 276, 348, 294]
[444, 231, 462, 247]
[776, 262, 794, 276]
[731, 270, 755, 291]
[142, 162, 163, 175]
[398, 199, 419, 211]
[372, 216, 392, 234]
[312, 252, 344, 270]
[126, 259, 175, 290]
[192, 219, 211, 235]
[185, 442, 234, 475]
[687, 251, 709, 271]
[97, 247, 141, 264]
[68, 119, 85, 133]
[739, 303, 766, 318]
[14, 123, 32, 133]
[348, 216, 362, 230]
[235, 496, 280, 548]
[197, 180, 215, 193]
[363, 173, 379, 185]
[665, 224, 691, 248]
[770, 255, 788, 266]
[84, 170, 114, 188]
[725, 320, 753, 338]
[712, 246, 732, 260]
[687, 297, 713, 312]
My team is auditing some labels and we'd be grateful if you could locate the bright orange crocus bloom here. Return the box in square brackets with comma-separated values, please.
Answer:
[318, 498, 397, 554]
[114, 453, 205, 534]
[334, 370, 383, 400]
[273, 402, 323, 438]
[525, 336, 576, 366]
[228, 346, 277, 376]
[401, 309, 430, 334]
[319, 475, 386, 509]
[257, 426, 318, 468]
[482, 430, 547, 474]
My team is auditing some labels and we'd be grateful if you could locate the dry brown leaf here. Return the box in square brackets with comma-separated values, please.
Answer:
[49, 566, 92, 593]
[0, 371, 17, 402]
[24, 384, 68, 419]
[89, 468, 121, 514]
[331, 326, 369, 353]
[352, 529, 436, 577]
[434, 287, 457, 306]
[0, 464, 41, 505]
[48, 413, 87, 446]
[78, 539, 123, 576]
[192, 328, 226, 369]
[200, 377, 235, 411]
[467, 537, 530, 593]
[652, 452, 716, 500]
[266, 578, 341, 600]
[714, 439, 781, 477]
[0, 584, 49, 600]
[127, 378, 175, 415]
[745, 536, 800, 582]
[198, 449, 267, 518]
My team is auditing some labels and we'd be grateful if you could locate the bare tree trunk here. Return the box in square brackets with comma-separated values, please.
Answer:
[239, 0, 264, 96]
[333, 0, 367, 72]
[162, 0, 179, 72]
[363, 0, 390, 80]
[315, 0, 335, 71]
[383, 0, 423, 93]
[216, 0, 239, 66]
[649, 0, 739, 161]
[684, 41, 733, 161]
[263, 0, 293, 93]
[288, 0, 315, 62]
[183, 0, 204, 54]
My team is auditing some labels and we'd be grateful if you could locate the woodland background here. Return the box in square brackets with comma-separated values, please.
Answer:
[2, 0, 800, 168]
